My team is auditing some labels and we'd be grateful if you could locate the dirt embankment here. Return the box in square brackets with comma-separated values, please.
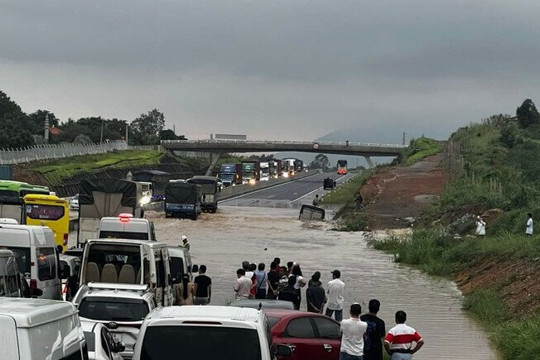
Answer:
[359, 153, 448, 230]
[359, 153, 540, 316]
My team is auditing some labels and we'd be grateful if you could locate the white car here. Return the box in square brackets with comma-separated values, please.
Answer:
[74, 283, 156, 359]
[82, 320, 124, 360]
[70, 194, 79, 210]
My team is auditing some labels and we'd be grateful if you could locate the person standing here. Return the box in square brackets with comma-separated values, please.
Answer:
[355, 193, 364, 210]
[255, 263, 267, 299]
[306, 271, 326, 313]
[326, 269, 345, 322]
[384, 311, 424, 360]
[339, 303, 368, 360]
[475, 215, 486, 237]
[291, 264, 306, 310]
[192, 265, 212, 305]
[234, 269, 252, 300]
[267, 261, 281, 299]
[526, 213, 534, 236]
[278, 276, 299, 306]
[360, 299, 386, 360]
[180, 235, 190, 251]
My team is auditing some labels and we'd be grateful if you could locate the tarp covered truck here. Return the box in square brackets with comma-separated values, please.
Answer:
[77, 179, 143, 246]
[187, 176, 219, 213]
[164, 182, 202, 220]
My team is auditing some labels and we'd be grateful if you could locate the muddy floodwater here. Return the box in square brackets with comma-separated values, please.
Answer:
[146, 206, 498, 359]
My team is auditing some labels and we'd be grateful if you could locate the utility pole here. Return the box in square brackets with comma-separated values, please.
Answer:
[100, 119, 104, 143]
[125, 124, 129, 145]
[44, 112, 49, 143]
[402, 132, 406, 145]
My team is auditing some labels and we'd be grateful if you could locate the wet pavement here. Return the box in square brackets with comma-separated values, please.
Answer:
[145, 206, 499, 360]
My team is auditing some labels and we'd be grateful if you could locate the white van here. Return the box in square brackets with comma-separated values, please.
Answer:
[98, 214, 156, 241]
[0, 224, 62, 300]
[0, 297, 87, 359]
[79, 239, 173, 306]
[132, 306, 292, 360]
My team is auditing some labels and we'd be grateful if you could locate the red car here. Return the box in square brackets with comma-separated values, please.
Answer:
[264, 308, 341, 360]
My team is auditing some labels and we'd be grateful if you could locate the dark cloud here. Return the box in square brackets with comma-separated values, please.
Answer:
[1, 1, 539, 141]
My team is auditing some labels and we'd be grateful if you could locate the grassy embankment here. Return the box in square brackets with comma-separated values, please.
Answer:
[34, 150, 164, 184]
[370, 120, 540, 359]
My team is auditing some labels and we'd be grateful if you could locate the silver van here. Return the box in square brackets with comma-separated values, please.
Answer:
[0, 224, 62, 300]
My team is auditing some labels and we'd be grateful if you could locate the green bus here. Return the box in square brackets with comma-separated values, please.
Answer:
[0, 180, 50, 223]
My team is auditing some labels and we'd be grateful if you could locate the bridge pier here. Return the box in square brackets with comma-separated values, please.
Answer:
[205, 152, 223, 176]
[364, 156, 374, 168]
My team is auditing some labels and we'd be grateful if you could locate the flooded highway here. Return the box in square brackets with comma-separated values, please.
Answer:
[149, 206, 499, 360]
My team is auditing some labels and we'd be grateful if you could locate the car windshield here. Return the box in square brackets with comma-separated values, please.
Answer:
[79, 297, 149, 322]
[140, 326, 262, 360]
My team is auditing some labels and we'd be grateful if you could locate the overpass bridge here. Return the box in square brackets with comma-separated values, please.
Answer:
[161, 139, 407, 170]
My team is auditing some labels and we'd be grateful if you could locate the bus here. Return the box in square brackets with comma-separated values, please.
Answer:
[23, 194, 69, 252]
[0, 181, 50, 223]
[337, 160, 348, 175]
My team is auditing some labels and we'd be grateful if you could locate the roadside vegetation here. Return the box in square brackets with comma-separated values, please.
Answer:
[34, 150, 164, 183]
[368, 100, 540, 359]
[400, 136, 444, 166]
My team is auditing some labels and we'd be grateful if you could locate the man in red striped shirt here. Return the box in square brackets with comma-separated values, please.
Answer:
[384, 311, 424, 360]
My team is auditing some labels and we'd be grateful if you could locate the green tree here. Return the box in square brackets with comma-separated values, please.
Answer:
[130, 109, 165, 145]
[159, 129, 186, 141]
[516, 99, 540, 129]
[0, 91, 35, 148]
[310, 153, 330, 170]
[27, 110, 59, 135]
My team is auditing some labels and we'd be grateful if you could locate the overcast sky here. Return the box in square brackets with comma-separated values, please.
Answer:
[2, 1, 540, 143]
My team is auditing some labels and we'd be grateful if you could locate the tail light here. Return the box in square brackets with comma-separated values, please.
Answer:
[63, 233, 68, 246]
[30, 279, 37, 290]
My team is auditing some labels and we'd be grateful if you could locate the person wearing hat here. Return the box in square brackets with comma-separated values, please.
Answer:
[326, 269, 345, 322]
[180, 235, 190, 251]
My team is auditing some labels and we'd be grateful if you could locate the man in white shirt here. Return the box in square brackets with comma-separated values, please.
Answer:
[234, 269, 252, 299]
[526, 213, 533, 236]
[326, 269, 345, 322]
[340, 303, 368, 360]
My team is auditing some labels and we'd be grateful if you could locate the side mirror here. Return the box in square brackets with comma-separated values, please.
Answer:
[274, 344, 293, 356]
[191, 264, 198, 273]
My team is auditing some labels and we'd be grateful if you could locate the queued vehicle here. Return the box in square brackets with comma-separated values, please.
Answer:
[81, 320, 125, 360]
[59, 253, 81, 301]
[74, 283, 156, 359]
[0, 180, 50, 224]
[264, 308, 341, 360]
[164, 181, 202, 220]
[98, 213, 156, 241]
[336, 160, 348, 175]
[186, 176, 219, 213]
[132, 306, 292, 360]
[70, 193, 80, 210]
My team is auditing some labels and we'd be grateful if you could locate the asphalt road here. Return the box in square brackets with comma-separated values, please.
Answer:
[220, 171, 351, 208]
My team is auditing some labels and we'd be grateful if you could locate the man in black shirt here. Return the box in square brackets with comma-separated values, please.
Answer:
[267, 261, 281, 299]
[278, 276, 298, 306]
[306, 271, 326, 313]
[360, 299, 386, 360]
[192, 265, 212, 305]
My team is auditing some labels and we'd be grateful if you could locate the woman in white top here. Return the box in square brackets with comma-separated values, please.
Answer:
[290, 264, 306, 310]
[475, 215, 486, 237]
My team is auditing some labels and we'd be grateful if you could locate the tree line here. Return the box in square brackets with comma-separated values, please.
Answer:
[0, 90, 185, 149]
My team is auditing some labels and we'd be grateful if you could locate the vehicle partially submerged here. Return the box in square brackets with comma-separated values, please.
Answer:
[164, 182, 202, 220]
[187, 176, 219, 213]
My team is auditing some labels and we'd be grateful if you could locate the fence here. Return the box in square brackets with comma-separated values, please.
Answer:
[0, 141, 128, 165]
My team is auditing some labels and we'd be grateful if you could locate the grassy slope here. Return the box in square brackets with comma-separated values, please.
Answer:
[369, 122, 540, 358]
[34, 150, 164, 183]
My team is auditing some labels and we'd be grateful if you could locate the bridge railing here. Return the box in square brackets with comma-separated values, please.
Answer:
[161, 139, 408, 148]
[0, 140, 128, 165]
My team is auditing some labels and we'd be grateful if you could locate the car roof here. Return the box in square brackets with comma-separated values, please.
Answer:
[87, 238, 166, 248]
[0, 298, 78, 328]
[147, 305, 262, 323]
[230, 299, 295, 310]
[77, 283, 154, 302]
[263, 308, 327, 320]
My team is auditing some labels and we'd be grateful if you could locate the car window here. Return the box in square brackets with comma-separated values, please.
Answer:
[285, 317, 315, 338]
[266, 316, 281, 329]
[6, 247, 31, 274]
[79, 298, 149, 321]
[313, 317, 341, 339]
[36, 247, 57, 281]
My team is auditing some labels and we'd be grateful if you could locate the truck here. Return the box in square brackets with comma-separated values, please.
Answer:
[218, 163, 239, 187]
[77, 179, 144, 246]
[241, 161, 260, 184]
[272, 159, 283, 178]
[282, 158, 297, 177]
[187, 176, 219, 213]
[295, 159, 304, 173]
[260, 162, 270, 181]
[164, 182, 202, 220]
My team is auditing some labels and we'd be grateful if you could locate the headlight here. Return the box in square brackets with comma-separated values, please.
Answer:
[249, 178, 256, 185]
[140, 196, 151, 205]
